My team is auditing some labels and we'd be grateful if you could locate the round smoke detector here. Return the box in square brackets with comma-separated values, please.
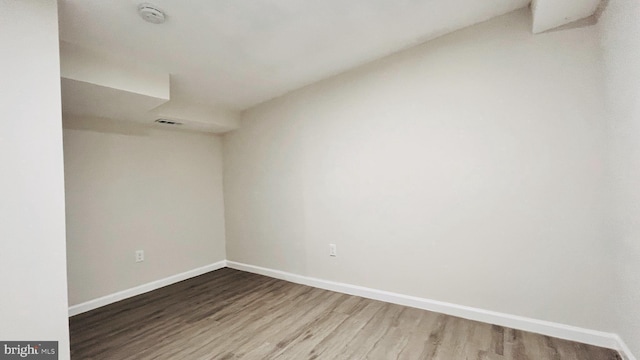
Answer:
[138, 3, 166, 24]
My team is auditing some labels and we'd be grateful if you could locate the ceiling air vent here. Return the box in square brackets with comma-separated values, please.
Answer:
[155, 119, 182, 126]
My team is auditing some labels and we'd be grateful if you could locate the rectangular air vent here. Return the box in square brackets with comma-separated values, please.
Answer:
[155, 119, 183, 126]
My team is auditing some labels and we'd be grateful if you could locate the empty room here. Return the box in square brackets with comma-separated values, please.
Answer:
[2, 0, 639, 359]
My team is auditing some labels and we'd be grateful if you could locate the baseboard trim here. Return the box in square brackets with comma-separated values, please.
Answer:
[68, 260, 227, 317]
[226, 261, 633, 359]
[614, 335, 638, 360]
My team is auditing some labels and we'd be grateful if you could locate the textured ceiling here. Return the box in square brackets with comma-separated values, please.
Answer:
[58, 0, 531, 110]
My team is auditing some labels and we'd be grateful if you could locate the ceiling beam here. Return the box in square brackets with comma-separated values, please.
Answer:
[531, 0, 601, 33]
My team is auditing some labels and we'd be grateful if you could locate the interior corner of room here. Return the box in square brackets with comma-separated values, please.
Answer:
[2, 0, 639, 359]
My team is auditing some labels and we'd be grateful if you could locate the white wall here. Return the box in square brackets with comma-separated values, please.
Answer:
[0, 0, 70, 358]
[63, 117, 226, 305]
[224, 9, 613, 332]
[59, 41, 170, 101]
[599, 0, 640, 357]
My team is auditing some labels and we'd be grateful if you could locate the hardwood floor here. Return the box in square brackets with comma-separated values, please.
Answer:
[70, 268, 620, 360]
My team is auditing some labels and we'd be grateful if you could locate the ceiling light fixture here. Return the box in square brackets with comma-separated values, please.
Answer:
[138, 3, 166, 24]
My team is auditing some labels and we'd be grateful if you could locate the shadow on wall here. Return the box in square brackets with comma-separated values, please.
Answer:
[63, 116, 150, 136]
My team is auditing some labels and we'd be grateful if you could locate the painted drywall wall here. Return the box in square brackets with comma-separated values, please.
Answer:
[599, 0, 640, 357]
[59, 41, 170, 100]
[63, 116, 226, 306]
[0, 0, 70, 358]
[224, 9, 613, 332]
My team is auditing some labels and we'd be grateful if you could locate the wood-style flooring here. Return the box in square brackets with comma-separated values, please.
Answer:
[69, 268, 620, 360]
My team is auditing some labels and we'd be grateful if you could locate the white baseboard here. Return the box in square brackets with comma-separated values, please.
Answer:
[614, 335, 638, 360]
[226, 260, 634, 360]
[68, 260, 227, 317]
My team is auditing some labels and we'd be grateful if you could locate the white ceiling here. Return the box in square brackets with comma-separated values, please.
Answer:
[58, 0, 531, 111]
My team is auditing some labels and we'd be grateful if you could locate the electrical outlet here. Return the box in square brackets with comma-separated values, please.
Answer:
[329, 244, 337, 257]
[135, 250, 144, 263]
